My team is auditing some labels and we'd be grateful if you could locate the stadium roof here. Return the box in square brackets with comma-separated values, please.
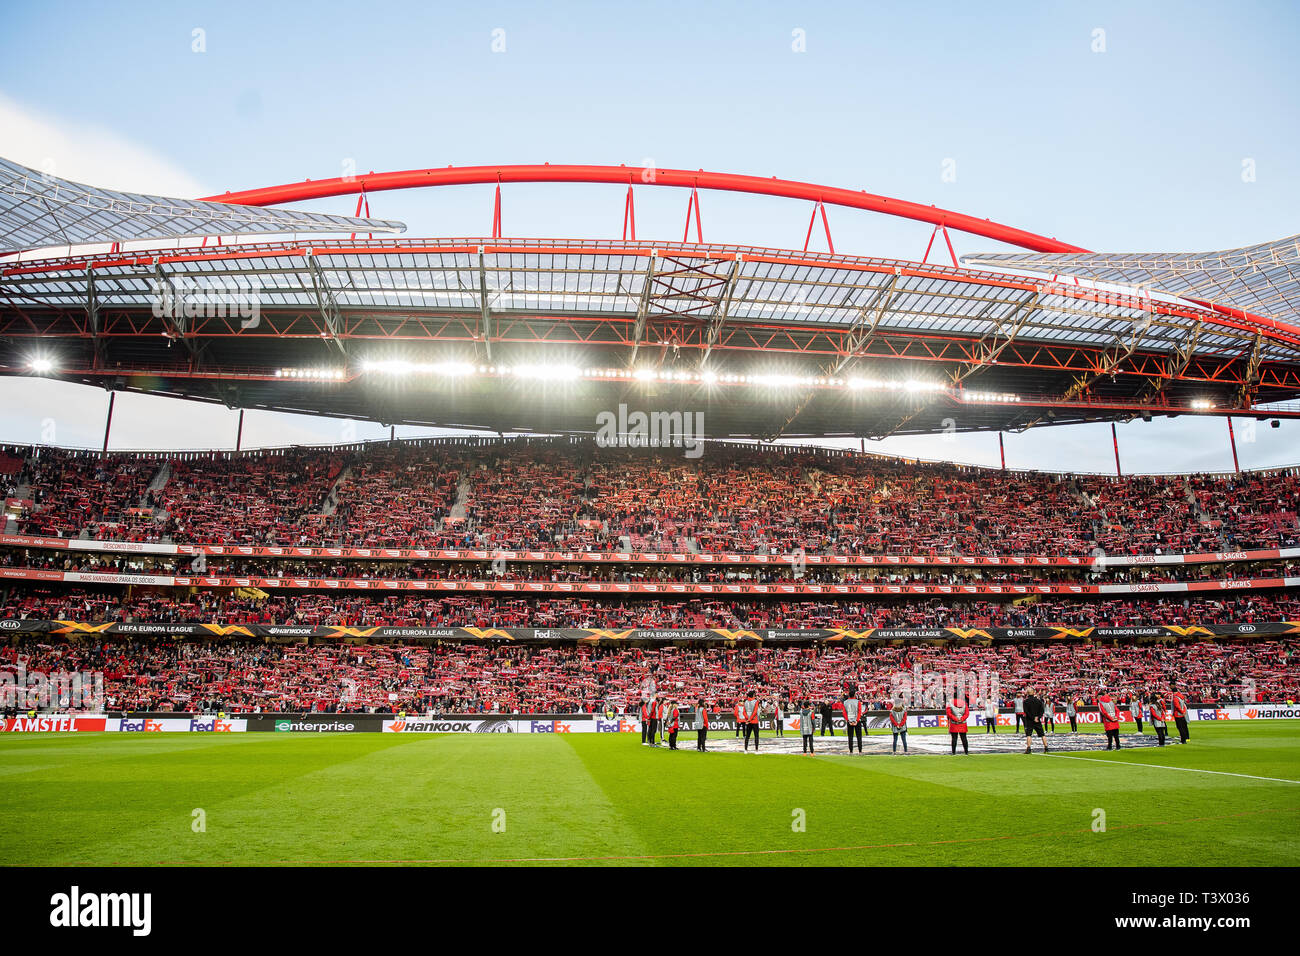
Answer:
[0, 156, 404, 256]
[962, 235, 1300, 329]
[3, 163, 1300, 439]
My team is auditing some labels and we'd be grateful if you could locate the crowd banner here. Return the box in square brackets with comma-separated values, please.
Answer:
[2, 532, 1295, 570]
[2, 620, 1297, 643]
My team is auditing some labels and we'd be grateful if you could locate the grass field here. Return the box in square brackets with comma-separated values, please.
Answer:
[2, 722, 1298, 866]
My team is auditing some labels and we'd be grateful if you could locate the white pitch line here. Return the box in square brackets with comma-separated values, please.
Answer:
[1046, 752, 1300, 785]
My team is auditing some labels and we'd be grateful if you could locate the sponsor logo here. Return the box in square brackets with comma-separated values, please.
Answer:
[594, 718, 638, 733]
[1245, 706, 1298, 719]
[119, 718, 166, 732]
[381, 718, 516, 733]
[274, 719, 356, 732]
[189, 717, 238, 732]
[390, 719, 469, 733]
[530, 719, 572, 733]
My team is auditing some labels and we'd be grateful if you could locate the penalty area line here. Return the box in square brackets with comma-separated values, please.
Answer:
[1046, 752, 1300, 785]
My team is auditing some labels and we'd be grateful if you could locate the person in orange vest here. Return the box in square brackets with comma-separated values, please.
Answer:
[639, 698, 651, 746]
[843, 690, 865, 753]
[664, 697, 681, 750]
[1097, 690, 1122, 750]
[734, 698, 744, 738]
[741, 690, 761, 752]
[695, 698, 709, 752]
[1148, 692, 1169, 746]
[947, 691, 970, 754]
[1170, 683, 1190, 744]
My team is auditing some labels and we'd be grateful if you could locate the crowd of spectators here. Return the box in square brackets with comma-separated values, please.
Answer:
[5, 450, 162, 539]
[7, 441, 1298, 557]
[4, 637, 1295, 714]
[7, 442, 1297, 723]
[3, 586, 1298, 630]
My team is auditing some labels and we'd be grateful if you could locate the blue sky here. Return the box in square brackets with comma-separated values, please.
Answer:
[1, 0, 1298, 472]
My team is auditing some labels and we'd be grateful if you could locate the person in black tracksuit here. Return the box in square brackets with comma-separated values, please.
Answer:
[1022, 688, 1049, 753]
[818, 700, 836, 736]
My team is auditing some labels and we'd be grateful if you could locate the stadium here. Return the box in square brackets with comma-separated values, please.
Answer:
[0, 7, 1296, 925]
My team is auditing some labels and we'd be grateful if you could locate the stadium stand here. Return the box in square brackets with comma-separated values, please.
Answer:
[6, 440, 1298, 556]
[2, 638, 1295, 714]
[3, 438, 1298, 718]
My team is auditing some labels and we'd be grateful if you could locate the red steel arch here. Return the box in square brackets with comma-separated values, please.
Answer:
[203, 163, 1088, 254]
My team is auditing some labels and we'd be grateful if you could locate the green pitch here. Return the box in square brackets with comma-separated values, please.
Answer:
[2, 723, 1298, 866]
